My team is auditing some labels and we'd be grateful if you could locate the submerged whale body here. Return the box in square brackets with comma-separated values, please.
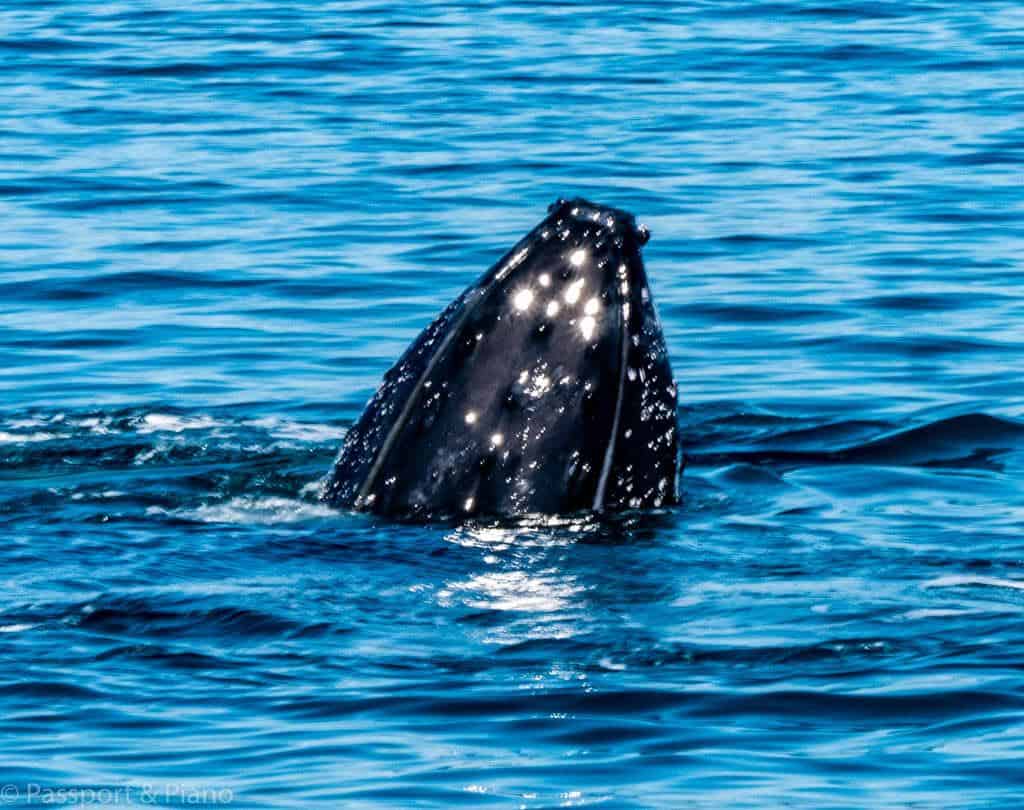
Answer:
[323, 198, 680, 519]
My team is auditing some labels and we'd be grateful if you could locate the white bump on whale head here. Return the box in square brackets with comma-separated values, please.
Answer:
[526, 374, 551, 398]
[513, 288, 534, 311]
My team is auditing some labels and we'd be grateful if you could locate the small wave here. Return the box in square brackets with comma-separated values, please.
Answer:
[72, 595, 303, 638]
[0, 431, 56, 443]
[0, 408, 343, 450]
[77, 416, 117, 435]
[924, 575, 1024, 592]
[70, 490, 124, 501]
[845, 414, 1024, 465]
[244, 416, 345, 443]
[137, 413, 221, 433]
[688, 412, 1024, 470]
[902, 608, 1018, 620]
[149, 496, 337, 525]
[9, 415, 62, 428]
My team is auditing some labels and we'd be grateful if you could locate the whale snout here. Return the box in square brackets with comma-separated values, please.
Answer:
[547, 197, 651, 248]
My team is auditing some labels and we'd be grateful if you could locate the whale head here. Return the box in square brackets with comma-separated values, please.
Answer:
[324, 197, 680, 519]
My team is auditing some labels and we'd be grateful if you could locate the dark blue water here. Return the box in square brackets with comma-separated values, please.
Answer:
[2, 2, 1024, 807]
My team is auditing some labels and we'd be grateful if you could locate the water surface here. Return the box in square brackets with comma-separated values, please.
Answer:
[2, 1, 1024, 807]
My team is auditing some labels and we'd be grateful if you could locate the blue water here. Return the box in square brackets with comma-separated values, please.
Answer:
[2, 1, 1024, 807]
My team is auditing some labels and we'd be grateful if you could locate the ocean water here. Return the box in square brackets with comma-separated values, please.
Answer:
[2, 1, 1024, 807]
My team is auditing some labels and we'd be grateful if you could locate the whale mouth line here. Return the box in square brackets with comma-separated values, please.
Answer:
[592, 290, 630, 512]
[354, 282, 489, 505]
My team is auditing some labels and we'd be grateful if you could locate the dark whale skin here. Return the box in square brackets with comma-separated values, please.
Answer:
[322, 198, 680, 519]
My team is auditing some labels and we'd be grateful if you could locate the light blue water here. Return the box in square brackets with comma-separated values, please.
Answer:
[2, 2, 1024, 807]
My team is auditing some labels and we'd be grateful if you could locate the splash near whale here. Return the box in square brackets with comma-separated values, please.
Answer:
[323, 198, 680, 519]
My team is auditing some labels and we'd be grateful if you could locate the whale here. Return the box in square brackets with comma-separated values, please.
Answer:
[322, 198, 680, 519]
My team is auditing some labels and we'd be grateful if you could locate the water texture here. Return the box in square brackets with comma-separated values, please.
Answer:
[2, 1, 1023, 807]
